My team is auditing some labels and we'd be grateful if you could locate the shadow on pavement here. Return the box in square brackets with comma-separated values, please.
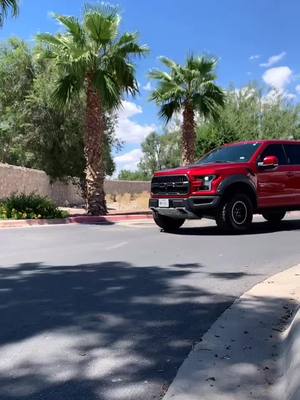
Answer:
[0, 261, 232, 400]
[173, 219, 300, 236]
[0, 261, 292, 400]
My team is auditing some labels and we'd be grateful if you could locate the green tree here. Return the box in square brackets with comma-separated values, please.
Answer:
[159, 129, 182, 169]
[37, 5, 148, 215]
[0, 0, 18, 26]
[0, 38, 34, 166]
[118, 129, 182, 180]
[150, 55, 225, 165]
[118, 169, 148, 181]
[196, 86, 300, 158]
[0, 37, 118, 187]
[23, 62, 118, 182]
[138, 132, 162, 175]
[138, 129, 181, 176]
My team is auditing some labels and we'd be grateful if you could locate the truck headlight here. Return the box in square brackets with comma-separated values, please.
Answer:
[191, 175, 216, 192]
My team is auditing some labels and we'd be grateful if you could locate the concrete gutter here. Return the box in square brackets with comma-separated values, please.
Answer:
[278, 306, 300, 400]
[163, 264, 300, 400]
[0, 213, 152, 229]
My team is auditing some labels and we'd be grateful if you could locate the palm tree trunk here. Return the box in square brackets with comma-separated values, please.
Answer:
[84, 75, 107, 215]
[182, 102, 196, 165]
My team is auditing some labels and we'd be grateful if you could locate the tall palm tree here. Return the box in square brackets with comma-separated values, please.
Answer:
[150, 55, 225, 165]
[37, 5, 148, 215]
[0, 0, 19, 26]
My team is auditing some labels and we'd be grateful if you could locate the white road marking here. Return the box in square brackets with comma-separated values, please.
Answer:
[105, 241, 128, 251]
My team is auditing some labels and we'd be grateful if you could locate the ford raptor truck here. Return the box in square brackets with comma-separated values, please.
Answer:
[149, 140, 300, 232]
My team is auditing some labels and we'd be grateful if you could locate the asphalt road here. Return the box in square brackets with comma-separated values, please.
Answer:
[1, 216, 300, 400]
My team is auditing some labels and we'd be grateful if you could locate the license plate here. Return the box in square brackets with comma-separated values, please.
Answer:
[158, 199, 169, 208]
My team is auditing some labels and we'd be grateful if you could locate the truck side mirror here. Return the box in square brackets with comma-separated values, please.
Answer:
[257, 155, 279, 169]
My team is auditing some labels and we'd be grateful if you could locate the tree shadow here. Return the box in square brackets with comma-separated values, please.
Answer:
[0, 261, 233, 400]
[0, 261, 295, 400]
[208, 271, 258, 280]
[164, 294, 299, 400]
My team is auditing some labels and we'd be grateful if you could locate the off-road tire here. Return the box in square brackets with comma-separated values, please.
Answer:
[153, 213, 185, 232]
[262, 210, 286, 224]
[216, 193, 253, 232]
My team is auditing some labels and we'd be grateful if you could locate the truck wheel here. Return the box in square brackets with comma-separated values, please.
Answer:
[216, 193, 253, 232]
[153, 213, 185, 232]
[262, 211, 286, 224]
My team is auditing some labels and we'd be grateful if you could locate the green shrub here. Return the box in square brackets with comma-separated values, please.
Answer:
[0, 193, 69, 220]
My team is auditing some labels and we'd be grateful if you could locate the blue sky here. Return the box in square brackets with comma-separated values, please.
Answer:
[2, 0, 300, 173]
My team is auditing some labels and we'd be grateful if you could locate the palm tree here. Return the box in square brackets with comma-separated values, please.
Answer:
[150, 55, 225, 165]
[37, 5, 148, 215]
[0, 0, 19, 26]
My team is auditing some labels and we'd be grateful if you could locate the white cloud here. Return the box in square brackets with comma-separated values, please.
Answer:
[142, 81, 153, 91]
[249, 54, 260, 61]
[295, 84, 300, 94]
[262, 66, 292, 90]
[260, 51, 286, 68]
[114, 148, 143, 175]
[115, 100, 156, 144]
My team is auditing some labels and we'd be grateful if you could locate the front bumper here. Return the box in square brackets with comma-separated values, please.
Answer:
[149, 196, 221, 219]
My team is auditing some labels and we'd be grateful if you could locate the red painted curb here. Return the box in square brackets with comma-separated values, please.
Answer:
[0, 214, 153, 229]
[68, 214, 153, 224]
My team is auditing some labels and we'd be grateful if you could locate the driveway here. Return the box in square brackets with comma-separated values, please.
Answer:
[0, 216, 300, 400]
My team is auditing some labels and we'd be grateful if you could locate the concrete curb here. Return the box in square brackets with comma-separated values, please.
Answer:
[279, 307, 300, 400]
[0, 213, 153, 229]
[163, 264, 300, 400]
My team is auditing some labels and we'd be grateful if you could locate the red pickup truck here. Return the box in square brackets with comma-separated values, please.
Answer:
[149, 140, 300, 232]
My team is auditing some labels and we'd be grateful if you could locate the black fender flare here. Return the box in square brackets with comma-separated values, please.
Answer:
[217, 175, 258, 208]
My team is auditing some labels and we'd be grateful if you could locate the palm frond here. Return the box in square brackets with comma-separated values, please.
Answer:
[84, 8, 120, 45]
[158, 101, 181, 123]
[155, 80, 184, 101]
[52, 73, 83, 107]
[54, 15, 86, 46]
[37, 33, 67, 48]
[193, 82, 225, 120]
[187, 55, 218, 76]
[149, 69, 172, 82]
[94, 70, 122, 110]
[117, 32, 138, 46]
[115, 34, 149, 58]
[107, 55, 137, 92]
[149, 53, 224, 123]
[84, 3, 118, 19]
[0, 0, 19, 26]
[37, 8, 148, 112]
[159, 56, 178, 71]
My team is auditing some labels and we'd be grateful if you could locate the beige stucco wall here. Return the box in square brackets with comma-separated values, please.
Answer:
[0, 163, 150, 206]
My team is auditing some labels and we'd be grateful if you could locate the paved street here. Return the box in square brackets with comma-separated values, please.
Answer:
[1, 216, 300, 400]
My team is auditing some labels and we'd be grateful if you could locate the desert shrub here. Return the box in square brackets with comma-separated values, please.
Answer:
[0, 193, 68, 220]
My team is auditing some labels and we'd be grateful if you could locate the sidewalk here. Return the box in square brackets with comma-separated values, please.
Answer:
[163, 264, 300, 400]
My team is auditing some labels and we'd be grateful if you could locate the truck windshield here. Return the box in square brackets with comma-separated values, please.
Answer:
[196, 143, 261, 165]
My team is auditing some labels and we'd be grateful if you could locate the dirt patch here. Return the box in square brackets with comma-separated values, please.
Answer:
[61, 192, 150, 215]
[107, 191, 150, 211]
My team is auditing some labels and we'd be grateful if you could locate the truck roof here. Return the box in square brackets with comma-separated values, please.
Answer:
[224, 139, 300, 146]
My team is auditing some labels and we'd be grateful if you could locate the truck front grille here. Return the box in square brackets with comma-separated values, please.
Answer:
[151, 175, 190, 196]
